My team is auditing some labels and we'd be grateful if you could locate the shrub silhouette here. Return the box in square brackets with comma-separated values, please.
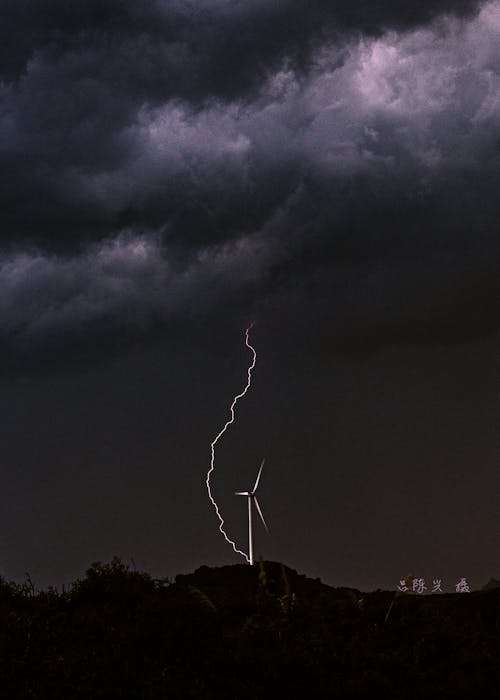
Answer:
[70, 556, 168, 603]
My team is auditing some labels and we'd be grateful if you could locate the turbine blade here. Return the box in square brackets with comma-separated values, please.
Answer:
[235, 491, 249, 496]
[253, 497, 269, 533]
[252, 458, 265, 493]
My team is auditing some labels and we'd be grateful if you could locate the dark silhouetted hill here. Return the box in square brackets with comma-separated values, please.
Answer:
[0, 557, 499, 698]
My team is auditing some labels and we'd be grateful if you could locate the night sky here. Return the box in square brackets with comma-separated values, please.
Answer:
[0, 0, 499, 593]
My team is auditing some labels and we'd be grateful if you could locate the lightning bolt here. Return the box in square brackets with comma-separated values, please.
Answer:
[206, 323, 256, 563]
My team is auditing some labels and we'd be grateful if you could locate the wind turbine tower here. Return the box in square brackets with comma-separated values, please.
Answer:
[235, 458, 269, 565]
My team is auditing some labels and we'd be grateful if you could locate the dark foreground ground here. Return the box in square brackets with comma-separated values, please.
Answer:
[0, 558, 499, 698]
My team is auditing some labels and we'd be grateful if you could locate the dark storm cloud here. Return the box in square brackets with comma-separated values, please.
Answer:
[1, 0, 481, 87]
[0, 0, 498, 364]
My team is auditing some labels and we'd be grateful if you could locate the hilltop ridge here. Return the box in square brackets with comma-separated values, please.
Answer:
[0, 558, 499, 698]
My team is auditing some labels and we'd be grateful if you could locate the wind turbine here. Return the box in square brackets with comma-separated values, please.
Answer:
[235, 458, 269, 565]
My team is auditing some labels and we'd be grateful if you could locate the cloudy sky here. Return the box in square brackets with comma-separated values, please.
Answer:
[0, 0, 499, 592]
